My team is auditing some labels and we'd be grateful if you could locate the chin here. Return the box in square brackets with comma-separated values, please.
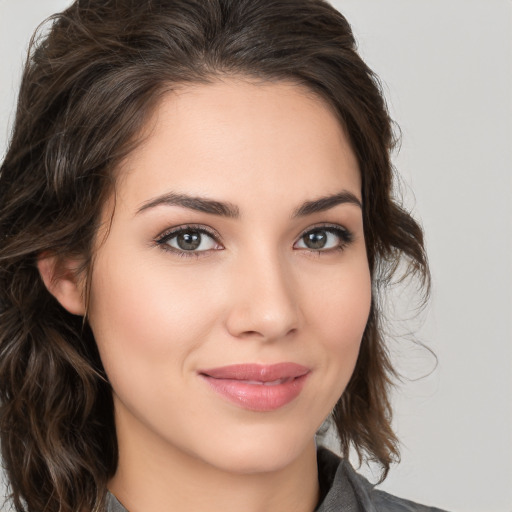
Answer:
[194, 424, 317, 475]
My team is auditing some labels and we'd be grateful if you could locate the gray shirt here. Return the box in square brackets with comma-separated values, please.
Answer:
[106, 448, 448, 512]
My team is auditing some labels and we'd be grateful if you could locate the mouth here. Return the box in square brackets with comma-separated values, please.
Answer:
[198, 363, 310, 412]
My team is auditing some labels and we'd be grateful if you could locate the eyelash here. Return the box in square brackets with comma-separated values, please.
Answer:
[155, 223, 354, 259]
[155, 224, 221, 258]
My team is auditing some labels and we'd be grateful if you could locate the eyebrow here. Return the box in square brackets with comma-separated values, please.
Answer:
[136, 190, 361, 218]
[137, 192, 240, 218]
[292, 191, 362, 217]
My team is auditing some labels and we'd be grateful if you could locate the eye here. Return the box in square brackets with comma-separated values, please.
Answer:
[156, 225, 222, 256]
[294, 225, 353, 252]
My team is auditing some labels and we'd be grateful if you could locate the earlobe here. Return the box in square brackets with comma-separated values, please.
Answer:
[37, 253, 86, 316]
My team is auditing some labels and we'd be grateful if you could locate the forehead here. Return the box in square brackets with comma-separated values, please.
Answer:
[115, 78, 361, 212]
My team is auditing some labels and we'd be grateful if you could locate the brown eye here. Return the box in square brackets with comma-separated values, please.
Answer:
[294, 226, 353, 252]
[157, 227, 221, 254]
[175, 231, 202, 250]
[303, 230, 328, 249]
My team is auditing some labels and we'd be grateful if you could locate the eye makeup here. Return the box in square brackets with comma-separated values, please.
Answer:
[154, 222, 355, 259]
[294, 223, 354, 254]
[155, 224, 223, 258]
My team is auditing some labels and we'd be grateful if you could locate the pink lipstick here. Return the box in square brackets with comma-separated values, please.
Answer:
[199, 363, 310, 412]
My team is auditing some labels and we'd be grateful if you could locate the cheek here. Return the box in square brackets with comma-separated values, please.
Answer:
[306, 258, 372, 396]
[309, 258, 372, 341]
[86, 252, 220, 386]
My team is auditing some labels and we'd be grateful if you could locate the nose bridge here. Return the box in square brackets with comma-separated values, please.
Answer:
[225, 243, 300, 341]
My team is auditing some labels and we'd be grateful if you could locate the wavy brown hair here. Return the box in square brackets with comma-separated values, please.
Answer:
[0, 1, 429, 511]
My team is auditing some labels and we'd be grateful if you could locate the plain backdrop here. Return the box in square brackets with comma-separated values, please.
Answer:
[1, 1, 511, 511]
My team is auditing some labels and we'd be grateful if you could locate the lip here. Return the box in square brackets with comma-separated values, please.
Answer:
[198, 363, 310, 412]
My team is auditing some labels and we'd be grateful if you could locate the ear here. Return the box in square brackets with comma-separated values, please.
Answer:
[37, 253, 87, 316]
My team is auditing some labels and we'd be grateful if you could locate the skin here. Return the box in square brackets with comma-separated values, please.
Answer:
[42, 78, 372, 512]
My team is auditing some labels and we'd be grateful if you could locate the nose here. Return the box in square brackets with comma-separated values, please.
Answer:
[224, 251, 301, 342]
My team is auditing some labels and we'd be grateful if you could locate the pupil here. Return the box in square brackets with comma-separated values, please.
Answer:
[177, 231, 201, 250]
[305, 230, 326, 249]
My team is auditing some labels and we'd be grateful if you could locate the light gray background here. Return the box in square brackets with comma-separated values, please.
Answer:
[1, 1, 511, 511]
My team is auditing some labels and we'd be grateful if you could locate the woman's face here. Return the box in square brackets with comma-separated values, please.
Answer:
[87, 79, 371, 474]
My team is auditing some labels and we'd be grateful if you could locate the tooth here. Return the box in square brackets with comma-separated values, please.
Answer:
[240, 378, 289, 386]
[264, 379, 285, 386]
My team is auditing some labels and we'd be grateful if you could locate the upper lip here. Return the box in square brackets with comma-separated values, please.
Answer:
[199, 363, 310, 382]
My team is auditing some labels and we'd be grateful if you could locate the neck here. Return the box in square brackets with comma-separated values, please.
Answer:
[108, 409, 319, 512]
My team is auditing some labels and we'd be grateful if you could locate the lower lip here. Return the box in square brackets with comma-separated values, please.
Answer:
[200, 373, 309, 412]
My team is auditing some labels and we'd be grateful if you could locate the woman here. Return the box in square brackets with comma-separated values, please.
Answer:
[0, 1, 445, 511]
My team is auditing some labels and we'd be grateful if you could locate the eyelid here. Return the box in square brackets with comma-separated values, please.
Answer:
[155, 224, 224, 257]
[156, 223, 221, 242]
[299, 222, 350, 233]
[294, 223, 354, 251]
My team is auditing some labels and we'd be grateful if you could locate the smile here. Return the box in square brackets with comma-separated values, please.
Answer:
[198, 363, 310, 412]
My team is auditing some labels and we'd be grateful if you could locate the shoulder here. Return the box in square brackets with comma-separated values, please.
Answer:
[369, 488, 448, 512]
[354, 473, 449, 512]
[317, 447, 449, 512]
